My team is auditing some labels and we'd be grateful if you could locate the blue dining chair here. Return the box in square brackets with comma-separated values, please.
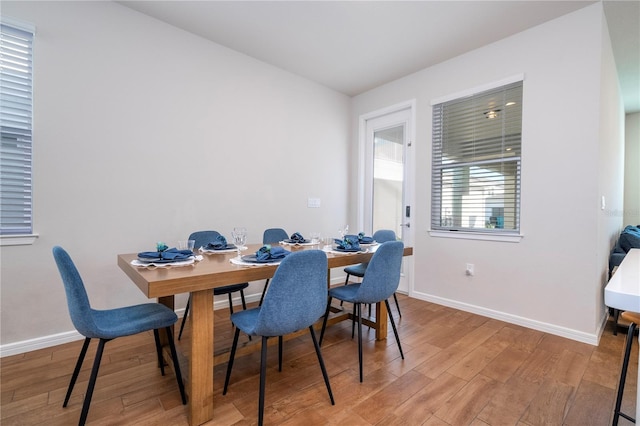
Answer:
[342, 229, 402, 317]
[178, 230, 250, 340]
[319, 240, 405, 382]
[52, 246, 186, 426]
[258, 228, 289, 306]
[223, 250, 334, 426]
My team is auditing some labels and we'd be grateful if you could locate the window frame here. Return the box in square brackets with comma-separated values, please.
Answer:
[429, 75, 524, 242]
[0, 17, 37, 246]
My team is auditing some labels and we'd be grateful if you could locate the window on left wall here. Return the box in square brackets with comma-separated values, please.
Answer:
[0, 20, 35, 242]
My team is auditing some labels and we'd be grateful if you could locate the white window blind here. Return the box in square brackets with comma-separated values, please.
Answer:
[1, 22, 33, 236]
[431, 81, 522, 234]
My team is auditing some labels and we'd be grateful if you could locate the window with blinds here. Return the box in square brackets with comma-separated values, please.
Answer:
[431, 81, 522, 234]
[1, 22, 34, 236]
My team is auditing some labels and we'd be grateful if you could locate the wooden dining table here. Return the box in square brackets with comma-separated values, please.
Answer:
[118, 242, 413, 426]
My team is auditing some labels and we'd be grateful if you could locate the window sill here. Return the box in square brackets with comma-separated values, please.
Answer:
[429, 230, 523, 243]
[1, 234, 39, 246]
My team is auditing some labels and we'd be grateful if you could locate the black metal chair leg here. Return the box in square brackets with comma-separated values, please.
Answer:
[178, 295, 191, 340]
[240, 290, 247, 310]
[228, 293, 234, 315]
[309, 325, 335, 404]
[258, 336, 268, 426]
[386, 299, 404, 359]
[613, 322, 637, 425]
[165, 327, 187, 404]
[319, 297, 333, 346]
[393, 293, 402, 317]
[357, 303, 363, 382]
[63, 337, 91, 407]
[223, 327, 241, 395]
[259, 279, 269, 306]
[153, 329, 166, 375]
[79, 338, 108, 426]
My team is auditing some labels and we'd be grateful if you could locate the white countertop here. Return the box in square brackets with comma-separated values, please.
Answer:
[605, 248, 640, 312]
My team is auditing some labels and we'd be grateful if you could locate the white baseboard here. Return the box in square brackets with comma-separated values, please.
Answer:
[411, 291, 605, 346]
[1, 277, 347, 358]
[0, 330, 84, 358]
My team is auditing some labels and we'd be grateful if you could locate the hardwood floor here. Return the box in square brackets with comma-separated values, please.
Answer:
[1, 295, 636, 425]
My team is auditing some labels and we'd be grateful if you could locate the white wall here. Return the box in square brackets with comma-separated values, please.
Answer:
[0, 1, 351, 352]
[1, 1, 628, 355]
[352, 3, 625, 343]
[597, 9, 626, 331]
[624, 112, 640, 226]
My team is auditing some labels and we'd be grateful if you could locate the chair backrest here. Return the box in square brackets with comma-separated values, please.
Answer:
[254, 250, 327, 336]
[189, 230, 222, 249]
[53, 246, 99, 338]
[356, 241, 404, 304]
[373, 229, 397, 243]
[263, 228, 288, 244]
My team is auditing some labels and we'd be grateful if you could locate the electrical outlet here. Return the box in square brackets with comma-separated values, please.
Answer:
[466, 263, 474, 276]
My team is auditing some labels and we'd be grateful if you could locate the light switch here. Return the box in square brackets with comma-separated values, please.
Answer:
[308, 197, 321, 208]
[601, 195, 606, 210]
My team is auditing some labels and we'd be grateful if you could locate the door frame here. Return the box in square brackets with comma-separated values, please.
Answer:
[357, 99, 416, 296]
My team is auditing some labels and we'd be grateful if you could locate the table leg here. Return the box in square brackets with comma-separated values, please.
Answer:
[375, 300, 388, 340]
[189, 289, 214, 425]
[158, 296, 175, 345]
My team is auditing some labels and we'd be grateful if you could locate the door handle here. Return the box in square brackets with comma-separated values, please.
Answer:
[400, 223, 410, 228]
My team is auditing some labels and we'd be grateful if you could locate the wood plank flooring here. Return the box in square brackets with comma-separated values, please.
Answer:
[1, 295, 636, 425]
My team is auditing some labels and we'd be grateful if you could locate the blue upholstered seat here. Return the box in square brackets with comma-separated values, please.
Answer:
[320, 240, 405, 382]
[343, 229, 402, 317]
[223, 250, 334, 425]
[53, 246, 186, 425]
[178, 230, 250, 340]
[258, 228, 289, 306]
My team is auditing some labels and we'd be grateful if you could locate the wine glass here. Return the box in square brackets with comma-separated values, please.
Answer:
[338, 225, 349, 239]
[232, 227, 247, 259]
[310, 232, 321, 245]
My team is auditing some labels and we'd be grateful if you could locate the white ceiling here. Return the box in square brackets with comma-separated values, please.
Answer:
[118, 1, 639, 112]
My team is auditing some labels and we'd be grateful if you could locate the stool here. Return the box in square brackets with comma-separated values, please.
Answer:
[613, 311, 640, 425]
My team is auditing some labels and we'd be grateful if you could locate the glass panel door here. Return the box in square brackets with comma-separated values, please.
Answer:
[373, 125, 405, 238]
[362, 105, 413, 295]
